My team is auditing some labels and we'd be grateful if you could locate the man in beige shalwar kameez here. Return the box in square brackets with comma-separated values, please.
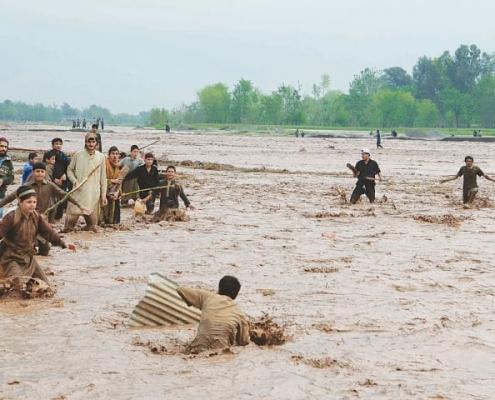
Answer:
[64, 132, 107, 231]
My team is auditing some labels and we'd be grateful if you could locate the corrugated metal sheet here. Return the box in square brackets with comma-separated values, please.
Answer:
[129, 273, 201, 328]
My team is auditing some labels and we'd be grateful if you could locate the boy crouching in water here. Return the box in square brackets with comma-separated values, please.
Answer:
[0, 185, 76, 297]
[177, 275, 250, 354]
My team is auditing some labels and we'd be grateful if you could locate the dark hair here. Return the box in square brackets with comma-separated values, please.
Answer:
[0, 137, 9, 145]
[17, 185, 37, 201]
[120, 152, 127, 159]
[43, 150, 57, 162]
[465, 156, 474, 162]
[166, 165, 176, 172]
[91, 124, 98, 129]
[28, 152, 38, 161]
[32, 162, 46, 171]
[144, 152, 154, 159]
[108, 146, 119, 155]
[130, 145, 139, 152]
[218, 275, 241, 299]
[51, 138, 63, 145]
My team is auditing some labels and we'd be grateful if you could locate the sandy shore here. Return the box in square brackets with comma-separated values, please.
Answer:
[1, 125, 494, 399]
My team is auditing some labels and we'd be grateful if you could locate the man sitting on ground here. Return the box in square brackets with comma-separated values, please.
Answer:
[177, 275, 250, 354]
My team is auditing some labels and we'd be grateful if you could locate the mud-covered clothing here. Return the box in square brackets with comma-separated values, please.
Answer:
[155, 179, 190, 210]
[119, 156, 144, 172]
[177, 287, 250, 354]
[457, 166, 484, 189]
[355, 159, 380, 183]
[0, 179, 83, 223]
[45, 164, 54, 181]
[0, 209, 66, 288]
[0, 156, 14, 199]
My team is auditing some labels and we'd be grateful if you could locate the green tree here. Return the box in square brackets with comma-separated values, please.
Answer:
[474, 74, 495, 128]
[277, 84, 305, 124]
[348, 68, 383, 125]
[438, 88, 473, 127]
[230, 79, 259, 123]
[414, 100, 439, 127]
[198, 83, 230, 123]
[258, 93, 283, 124]
[382, 67, 413, 90]
[371, 90, 417, 127]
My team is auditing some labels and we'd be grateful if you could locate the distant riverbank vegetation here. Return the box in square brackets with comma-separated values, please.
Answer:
[2, 44, 495, 131]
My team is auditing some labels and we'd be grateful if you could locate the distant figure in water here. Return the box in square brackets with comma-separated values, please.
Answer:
[96, 118, 101, 130]
[101, 118, 104, 130]
[82, 119, 87, 129]
[295, 129, 299, 138]
[76, 119, 80, 128]
[376, 129, 383, 149]
[391, 129, 397, 138]
[301, 131, 305, 138]
[72, 120, 76, 129]
[165, 123, 171, 133]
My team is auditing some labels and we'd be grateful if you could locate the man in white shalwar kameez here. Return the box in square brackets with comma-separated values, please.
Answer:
[64, 132, 107, 231]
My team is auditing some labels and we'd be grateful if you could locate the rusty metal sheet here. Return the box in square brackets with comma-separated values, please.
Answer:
[129, 273, 201, 328]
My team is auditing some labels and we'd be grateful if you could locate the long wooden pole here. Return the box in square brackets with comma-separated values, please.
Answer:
[44, 163, 102, 215]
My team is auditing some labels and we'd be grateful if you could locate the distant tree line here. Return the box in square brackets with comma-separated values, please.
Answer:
[0, 101, 149, 126]
[2, 44, 495, 129]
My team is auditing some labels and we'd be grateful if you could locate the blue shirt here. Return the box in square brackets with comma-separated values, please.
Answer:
[22, 162, 33, 184]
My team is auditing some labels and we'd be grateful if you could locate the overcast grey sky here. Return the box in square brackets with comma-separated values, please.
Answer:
[1, 0, 494, 113]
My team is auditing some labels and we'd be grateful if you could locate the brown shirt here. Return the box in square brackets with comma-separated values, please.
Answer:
[457, 165, 484, 189]
[0, 179, 83, 215]
[177, 287, 250, 353]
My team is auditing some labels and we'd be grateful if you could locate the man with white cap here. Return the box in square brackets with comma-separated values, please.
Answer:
[350, 148, 382, 204]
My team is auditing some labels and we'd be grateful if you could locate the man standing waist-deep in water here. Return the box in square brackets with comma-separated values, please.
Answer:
[441, 156, 495, 204]
[350, 148, 382, 204]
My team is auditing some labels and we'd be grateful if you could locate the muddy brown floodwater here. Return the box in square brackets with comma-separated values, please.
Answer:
[1, 124, 495, 399]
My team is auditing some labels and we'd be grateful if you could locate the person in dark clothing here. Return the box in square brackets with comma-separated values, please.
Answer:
[155, 166, 193, 210]
[165, 123, 170, 133]
[391, 130, 397, 138]
[101, 118, 104, 130]
[82, 119, 87, 129]
[376, 129, 383, 149]
[51, 138, 72, 220]
[350, 148, 382, 204]
[440, 156, 495, 204]
[123, 153, 159, 214]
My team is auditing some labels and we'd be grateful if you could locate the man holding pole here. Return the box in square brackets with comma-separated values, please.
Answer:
[349, 148, 382, 204]
[64, 132, 107, 232]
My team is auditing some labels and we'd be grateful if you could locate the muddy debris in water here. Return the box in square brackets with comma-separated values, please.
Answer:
[256, 288, 276, 296]
[131, 337, 169, 355]
[152, 208, 190, 223]
[304, 266, 339, 273]
[413, 214, 467, 227]
[249, 313, 288, 346]
[291, 354, 355, 370]
[359, 378, 378, 387]
[305, 211, 350, 218]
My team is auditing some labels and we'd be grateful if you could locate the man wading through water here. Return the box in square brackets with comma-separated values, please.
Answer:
[119, 145, 144, 206]
[440, 156, 495, 204]
[0, 186, 76, 298]
[350, 148, 382, 204]
[152, 165, 194, 221]
[64, 132, 107, 232]
[123, 152, 159, 214]
[0, 162, 88, 254]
